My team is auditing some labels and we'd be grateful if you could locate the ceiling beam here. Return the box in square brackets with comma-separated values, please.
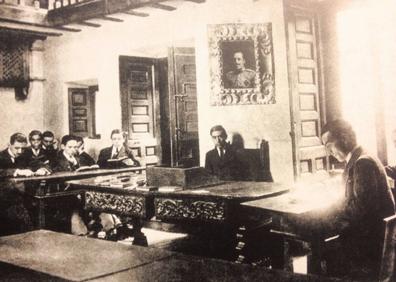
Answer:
[46, 0, 184, 26]
[150, 3, 176, 11]
[0, 20, 63, 37]
[183, 0, 206, 3]
[78, 21, 101, 27]
[100, 16, 124, 22]
[122, 10, 149, 17]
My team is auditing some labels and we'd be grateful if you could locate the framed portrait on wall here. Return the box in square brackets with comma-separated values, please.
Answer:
[208, 23, 275, 106]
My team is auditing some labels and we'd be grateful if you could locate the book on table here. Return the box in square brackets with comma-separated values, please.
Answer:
[76, 164, 100, 172]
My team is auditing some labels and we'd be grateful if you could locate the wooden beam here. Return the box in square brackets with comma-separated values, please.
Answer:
[183, 0, 206, 3]
[100, 16, 123, 22]
[122, 10, 149, 17]
[150, 3, 176, 11]
[78, 21, 101, 27]
[47, 0, 206, 26]
[0, 20, 63, 37]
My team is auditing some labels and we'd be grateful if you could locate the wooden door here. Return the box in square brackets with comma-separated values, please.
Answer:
[119, 56, 161, 166]
[285, 3, 328, 179]
[168, 47, 199, 167]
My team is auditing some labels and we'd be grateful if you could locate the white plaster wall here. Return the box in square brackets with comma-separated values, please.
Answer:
[43, 0, 294, 183]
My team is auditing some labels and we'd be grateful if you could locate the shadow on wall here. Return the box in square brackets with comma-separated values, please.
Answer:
[231, 132, 273, 182]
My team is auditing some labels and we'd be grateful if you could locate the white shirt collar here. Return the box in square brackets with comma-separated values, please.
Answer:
[346, 146, 359, 164]
[7, 148, 16, 162]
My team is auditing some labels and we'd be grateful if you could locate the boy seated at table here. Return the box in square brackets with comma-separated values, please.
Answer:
[97, 129, 140, 168]
[75, 136, 98, 169]
[55, 135, 120, 236]
[0, 133, 34, 235]
[23, 130, 52, 174]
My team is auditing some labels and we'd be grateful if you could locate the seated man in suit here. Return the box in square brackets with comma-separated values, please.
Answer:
[75, 136, 96, 167]
[205, 125, 245, 180]
[55, 135, 120, 236]
[23, 130, 52, 175]
[97, 129, 140, 168]
[320, 119, 395, 279]
[0, 133, 33, 235]
[54, 135, 80, 172]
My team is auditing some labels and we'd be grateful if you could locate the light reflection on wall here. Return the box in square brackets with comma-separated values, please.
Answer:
[336, 0, 396, 161]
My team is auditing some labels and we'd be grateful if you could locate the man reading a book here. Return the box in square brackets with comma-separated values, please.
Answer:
[97, 129, 140, 168]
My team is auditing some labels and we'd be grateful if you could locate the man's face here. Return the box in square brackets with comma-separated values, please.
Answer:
[111, 133, 125, 148]
[62, 140, 78, 157]
[233, 52, 245, 71]
[43, 136, 54, 149]
[321, 132, 347, 162]
[30, 134, 42, 150]
[9, 141, 27, 158]
[211, 130, 227, 149]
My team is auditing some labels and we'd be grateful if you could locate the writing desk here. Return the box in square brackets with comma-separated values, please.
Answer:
[8, 167, 145, 229]
[0, 230, 174, 282]
[0, 230, 341, 282]
[67, 176, 289, 257]
[242, 184, 343, 274]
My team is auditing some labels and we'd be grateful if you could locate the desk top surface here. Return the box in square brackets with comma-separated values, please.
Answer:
[9, 167, 145, 183]
[242, 184, 344, 216]
[0, 230, 173, 281]
[68, 174, 290, 201]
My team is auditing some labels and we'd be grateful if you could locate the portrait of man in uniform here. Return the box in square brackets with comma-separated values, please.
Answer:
[221, 40, 257, 89]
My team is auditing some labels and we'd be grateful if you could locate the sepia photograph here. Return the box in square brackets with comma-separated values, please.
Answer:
[0, 0, 395, 281]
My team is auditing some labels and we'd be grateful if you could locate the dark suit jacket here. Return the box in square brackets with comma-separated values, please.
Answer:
[79, 151, 96, 167]
[337, 146, 395, 272]
[97, 146, 140, 168]
[22, 147, 51, 172]
[42, 146, 59, 170]
[0, 149, 28, 178]
[53, 151, 80, 172]
[204, 144, 245, 180]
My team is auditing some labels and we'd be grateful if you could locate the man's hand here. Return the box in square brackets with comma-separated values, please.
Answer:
[53, 138, 60, 150]
[35, 168, 52, 176]
[14, 169, 35, 177]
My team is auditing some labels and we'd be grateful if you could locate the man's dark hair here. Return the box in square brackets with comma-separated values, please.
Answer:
[75, 136, 84, 144]
[42, 131, 55, 139]
[61, 135, 77, 145]
[110, 129, 127, 139]
[321, 119, 357, 154]
[10, 133, 27, 145]
[29, 130, 42, 141]
[210, 125, 227, 138]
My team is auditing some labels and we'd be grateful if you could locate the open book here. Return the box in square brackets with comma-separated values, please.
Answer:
[107, 156, 128, 163]
[76, 164, 100, 172]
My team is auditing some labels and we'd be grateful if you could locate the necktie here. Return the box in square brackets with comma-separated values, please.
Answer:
[220, 149, 224, 159]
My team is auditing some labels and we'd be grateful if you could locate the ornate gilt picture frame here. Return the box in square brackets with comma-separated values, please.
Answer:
[208, 23, 275, 106]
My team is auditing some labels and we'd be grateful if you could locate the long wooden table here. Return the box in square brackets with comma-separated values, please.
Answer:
[0, 230, 342, 282]
[7, 167, 145, 229]
[67, 175, 290, 258]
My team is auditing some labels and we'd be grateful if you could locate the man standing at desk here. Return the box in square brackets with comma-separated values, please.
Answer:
[205, 125, 244, 180]
[321, 119, 395, 278]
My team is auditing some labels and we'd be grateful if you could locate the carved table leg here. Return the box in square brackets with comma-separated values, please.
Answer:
[36, 181, 47, 229]
[131, 218, 148, 247]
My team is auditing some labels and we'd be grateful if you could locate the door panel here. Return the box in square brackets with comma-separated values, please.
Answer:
[168, 47, 199, 167]
[286, 4, 327, 179]
[119, 56, 161, 166]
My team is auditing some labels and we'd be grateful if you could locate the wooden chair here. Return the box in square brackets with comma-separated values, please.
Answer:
[379, 214, 396, 282]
